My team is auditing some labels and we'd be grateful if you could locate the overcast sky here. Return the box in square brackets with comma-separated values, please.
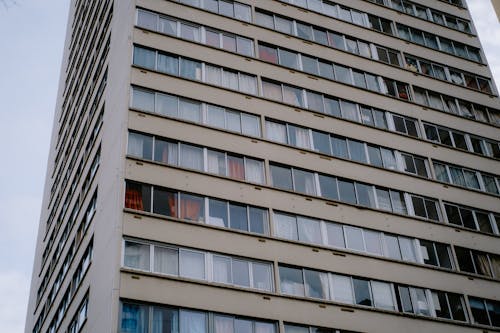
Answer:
[0, 1, 498, 333]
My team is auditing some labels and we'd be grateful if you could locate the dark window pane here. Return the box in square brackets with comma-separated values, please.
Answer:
[435, 243, 452, 269]
[445, 204, 461, 225]
[208, 199, 228, 228]
[249, 207, 268, 235]
[153, 188, 177, 217]
[279, 266, 304, 296]
[470, 298, 489, 325]
[312, 131, 331, 155]
[338, 179, 356, 204]
[229, 203, 248, 231]
[271, 165, 293, 191]
[448, 293, 467, 321]
[419, 240, 438, 266]
[331, 136, 348, 159]
[460, 208, 476, 229]
[318, 175, 338, 200]
[397, 286, 413, 313]
[353, 279, 372, 306]
[304, 269, 329, 299]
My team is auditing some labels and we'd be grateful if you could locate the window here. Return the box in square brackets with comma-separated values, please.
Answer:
[124, 241, 150, 271]
[280, 266, 305, 296]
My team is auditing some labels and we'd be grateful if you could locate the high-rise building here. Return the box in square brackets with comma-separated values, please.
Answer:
[25, 0, 500, 332]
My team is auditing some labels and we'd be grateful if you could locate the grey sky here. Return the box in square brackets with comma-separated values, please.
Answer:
[0, 1, 498, 333]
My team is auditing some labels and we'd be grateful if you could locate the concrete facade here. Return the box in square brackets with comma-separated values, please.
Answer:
[26, 1, 500, 333]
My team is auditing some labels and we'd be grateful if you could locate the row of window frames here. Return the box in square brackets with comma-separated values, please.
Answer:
[444, 203, 500, 235]
[176, 0, 252, 22]
[124, 182, 500, 274]
[273, 212, 453, 268]
[121, 302, 281, 333]
[455, 247, 500, 280]
[123, 240, 274, 292]
[260, 4, 479, 64]
[434, 162, 500, 195]
[130, 86, 419, 141]
[256, 9, 402, 69]
[133, 46, 258, 95]
[125, 182, 270, 235]
[275, 0, 393, 35]
[423, 123, 500, 159]
[130, 88, 262, 138]
[413, 86, 500, 123]
[136, 9, 255, 57]
[128, 133, 266, 184]
[130, 86, 499, 164]
[257, 44, 410, 100]
[122, 239, 467, 322]
[269, 164, 439, 219]
[395, 24, 481, 62]
[265, 121, 429, 177]
[369, 0, 471, 33]
[405, 56, 493, 95]
[278, 265, 468, 321]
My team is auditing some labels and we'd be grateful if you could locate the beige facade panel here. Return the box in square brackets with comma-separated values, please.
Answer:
[124, 161, 499, 253]
[120, 273, 488, 333]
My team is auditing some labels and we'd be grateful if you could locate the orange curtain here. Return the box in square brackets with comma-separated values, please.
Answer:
[228, 158, 244, 180]
[168, 195, 177, 218]
[180, 198, 201, 221]
[125, 188, 143, 210]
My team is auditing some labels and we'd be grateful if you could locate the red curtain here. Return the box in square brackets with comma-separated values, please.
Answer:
[228, 158, 244, 180]
[125, 188, 143, 210]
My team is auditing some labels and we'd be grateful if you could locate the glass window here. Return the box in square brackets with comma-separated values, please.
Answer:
[253, 262, 272, 291]
[121, 303, 149, 333]
[274, 212, 298, 241]
[372, 281, 395, 310]
[134, 47, 156, 69]
[153, 187, 178, 217]
[340, 101, 359, 122]
[283, 85, 304, 107]
[179, 193, 205, 222]
[152, 306, 178, 333]
[208, 199, 228, 228]
[180, 310, 207, 333]
[301, 55, 319, 75]
[364, 230, 382, 255]
[156, 93, 178, 118]
[160, 17, 177, 35]
[275, 16, 293, 34]
[331, 274, 354, 304]
[470, 298, 489, 325]
[154, 246, 179, 275]
[232, 259, 250, 287]
[180, 143, 203, 170]
[125, 182, 151, 212]
[180, 23, 200, 42]
[384, 235, 401, 260]
[124, 241, 150, 271]
[259, 44, 278, 63]
[318, 174, 338, 200]
[304, 269, 329, 299]
[297, 217, 322, 244]
[179, 249, 205, 280]
[128, 132, 152, 160]
[312, 131, 331, 155]
[334, 64, 352, 84]
[137, 10, 158, 31]
[356, 183, 376, 208]
[229, 203, 248, 231]
[266, 121, 287, 143]
[288, 125, 311, 149]
[279, 266, 304, 296]
[249, 207, 268, 235]
[376, 188, 392, 211]
[345, 226, 364, 251]
[271, 165, 293, 191]
[324, 97, 341, 117]
[326, 223, 345, 248]
[293, 169, 316, 195]
[338, 179, 356, 204]
[296, 22, 313, 40]
[353, 278, 372, 306]
[180, 58, 202, 80]
[367, 146, 383, 167]
[132, 88, 155, 112]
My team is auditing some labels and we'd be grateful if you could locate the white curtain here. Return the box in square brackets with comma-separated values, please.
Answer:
[207, 106, 226, 128]
[331, 274, 354, 304]
[371, 281, 395, 310]
[179, 250, 205, 280]
[128, 133, 144, 158]
[255, 322, 276, 333]
[179, 99, 201, 123]
[274, 213, 298, 241]
[399, 237, 417, 262]
[376, 189, 392, 211]
[297, 217, 322, 244]
[155, 93, 178, 118]
[226, 111, 241, 132]
[239, 74, 257, 95]
[262, 81, 283, 101]
[207, 150, 226, 176]
[292, 126, 311, 149]
[266, 121, 287, 143]
[180, 310, 207, 333]
[222, 70, 239, 90]
[154, 246, 178, 275]
[205, 64, 222, 85]
[180, 144, 203, 171]
[241, 113, 260, 137]
[214, 315, 233, 333]
[213, 256, 231, 284]
[124, 242, 150, 271]
[245, 158, 264, 184]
